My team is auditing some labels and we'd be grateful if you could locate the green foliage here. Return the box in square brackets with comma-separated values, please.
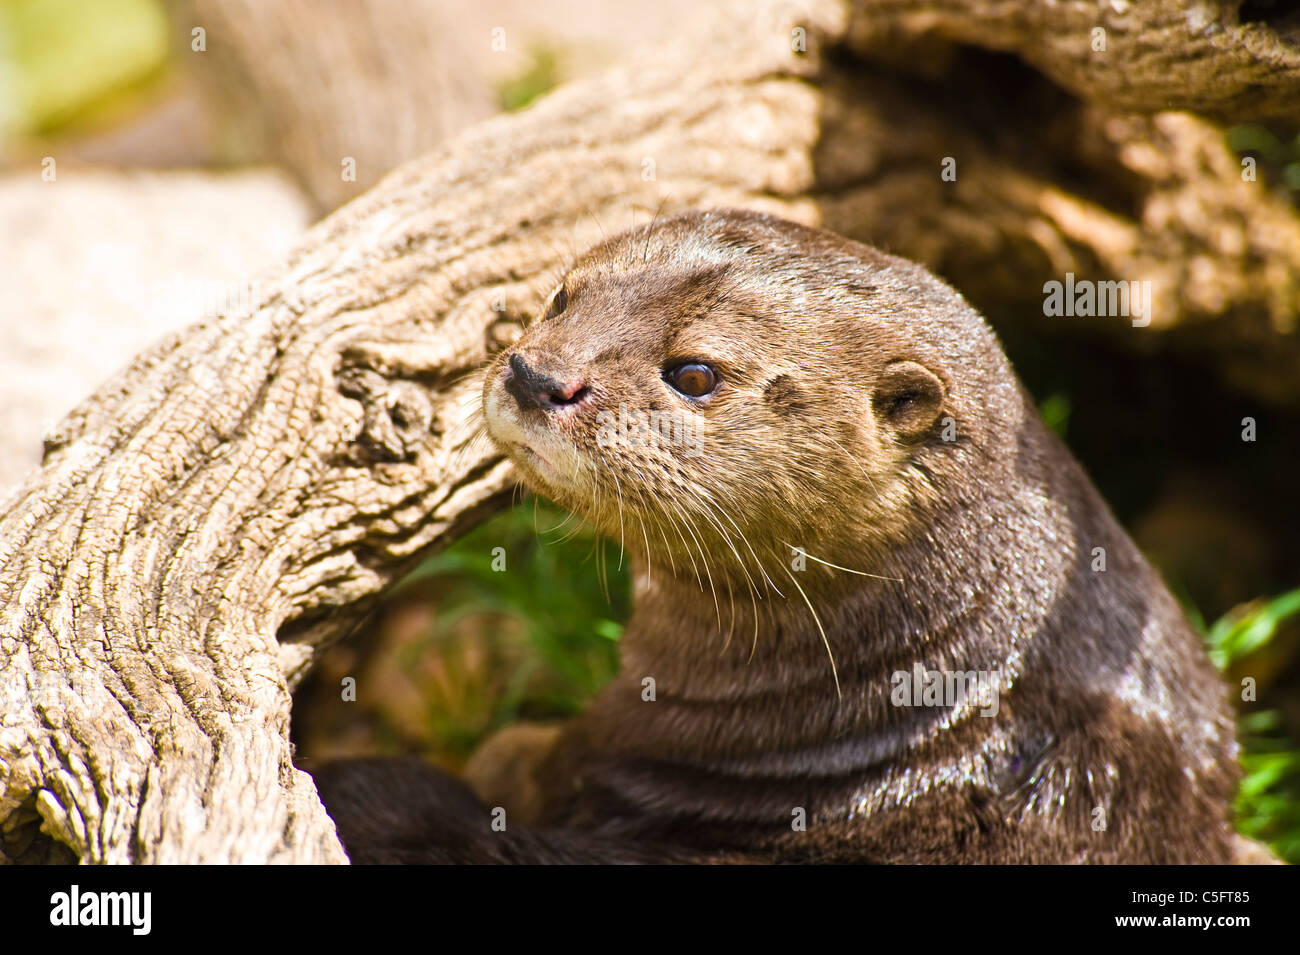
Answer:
[1204, 588, 1300, 863]
[0, 0, 169, 133]
[498, 45, 561, 112]
[1207, 588, 1300, 671]
[396, 498, 627, 749]
[1037, 392, 1071, 440]
[1227, 123, 1300, 199]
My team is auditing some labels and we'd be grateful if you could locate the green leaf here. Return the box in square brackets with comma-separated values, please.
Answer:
[1206, 587, 1300, 669]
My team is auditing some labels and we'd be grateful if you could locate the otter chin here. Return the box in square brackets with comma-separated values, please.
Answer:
[318, 208, 1247, 864]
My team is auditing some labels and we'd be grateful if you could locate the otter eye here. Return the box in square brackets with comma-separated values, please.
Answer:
[666, 362, 718, 398]
[542, 287, 568, 321]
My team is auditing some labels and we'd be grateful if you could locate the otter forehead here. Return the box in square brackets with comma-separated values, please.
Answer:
[568, 212, 880, 317]
[551, 209, 980, 371]
[573, 209, 909, 301]
[521, 268, 859, 392]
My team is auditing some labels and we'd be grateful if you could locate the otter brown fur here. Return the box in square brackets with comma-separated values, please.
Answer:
[313, 209, 1241, 864]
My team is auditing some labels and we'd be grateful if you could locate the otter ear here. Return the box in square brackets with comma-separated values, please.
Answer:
[872, 360, 946, 438]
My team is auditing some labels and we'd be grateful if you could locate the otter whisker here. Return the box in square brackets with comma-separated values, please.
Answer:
[443, 422, 494, 478]
[551, 486, 595, 544]
[621, 458, 686, 583]
[748, 594, 762, 664]
[686, 489, 743, 635]
[634, 510, 654, 588]
[777, 539, 903, 583]
[673, 498, 723, 632]
[676, 484, 769, 659]
[713, 491, 782, 599]
[822, 433, 884, 500]
[552, 521, 587, 547]
[586, 463, 612, 603]
[677, 485, 757, 648]
[641, 486, 680, 579]
[604, 454, 629, 572]
[779, 559, 842, 699]
[620, 473, 666, 588]
[686, 493, 759, 657]
[642, 197, 668, 265]
[679, 485, 757, 596]
[540, 508, 580, 537]
[443, 365, 499, 392]
[596, 536, 610, 604]
[660, 496, 704, 591]
[691, 483, 782, 598]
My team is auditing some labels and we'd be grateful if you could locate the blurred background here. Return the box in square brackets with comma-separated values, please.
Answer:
[1, 0, 1297, 861]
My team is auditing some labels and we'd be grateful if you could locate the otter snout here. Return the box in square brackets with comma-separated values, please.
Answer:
[504, 353, 590, 412]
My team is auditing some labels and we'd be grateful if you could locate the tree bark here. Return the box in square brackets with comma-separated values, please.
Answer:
[845, 0, 1300, 121]
[2, 0, 1298, 863]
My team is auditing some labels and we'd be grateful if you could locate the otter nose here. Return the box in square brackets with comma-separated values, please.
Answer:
[505, 353, 589, 411]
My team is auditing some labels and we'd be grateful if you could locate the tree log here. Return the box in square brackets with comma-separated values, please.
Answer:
[3, 0, 1299, 863]
[846, 0, 1300, 121]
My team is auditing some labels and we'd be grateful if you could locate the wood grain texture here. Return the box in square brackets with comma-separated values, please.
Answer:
[845, 0, 1300, 121]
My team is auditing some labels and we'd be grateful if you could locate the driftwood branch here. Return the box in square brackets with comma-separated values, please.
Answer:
[3, 0, 1298, 863]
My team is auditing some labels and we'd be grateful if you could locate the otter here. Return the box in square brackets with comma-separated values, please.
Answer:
[312, 208, 1242, 864]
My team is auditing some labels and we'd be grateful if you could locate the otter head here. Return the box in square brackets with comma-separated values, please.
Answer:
[483, 209, 1008, 587]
